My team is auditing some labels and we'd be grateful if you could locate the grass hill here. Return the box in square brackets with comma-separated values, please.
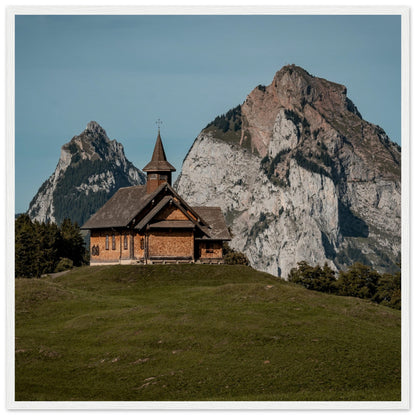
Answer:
[15, 265, 401, 401]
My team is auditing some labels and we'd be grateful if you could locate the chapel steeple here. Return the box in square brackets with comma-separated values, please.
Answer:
[143, 125, 176, 194]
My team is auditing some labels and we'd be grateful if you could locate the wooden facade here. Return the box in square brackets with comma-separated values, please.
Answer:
[82, 130, 230, 265]
[88, 203, 225, 265]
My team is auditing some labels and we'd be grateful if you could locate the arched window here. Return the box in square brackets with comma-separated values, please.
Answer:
[105, 235, 109, 250]
[112, 234, 116, 250]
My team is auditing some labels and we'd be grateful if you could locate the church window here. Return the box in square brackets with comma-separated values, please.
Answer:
[112, 234, 116, 250]
[105, 235, 109, 250]
[124, 234, 128, 250]
[159, 174, 167, 181]
[140, 238, 145, 250]
[149, 174, 157, 179]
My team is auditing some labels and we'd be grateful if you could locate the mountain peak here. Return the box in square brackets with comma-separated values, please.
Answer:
[277, 64, 313, 79]
[180, 66, 401, 277]
[28, 123, 146, 225]
[85, 121, 108, 137]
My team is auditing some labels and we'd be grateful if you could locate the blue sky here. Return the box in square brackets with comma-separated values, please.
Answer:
[15, 14, 401, 213]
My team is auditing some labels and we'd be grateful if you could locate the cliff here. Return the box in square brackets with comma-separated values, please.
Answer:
[176, 65, 401, 277]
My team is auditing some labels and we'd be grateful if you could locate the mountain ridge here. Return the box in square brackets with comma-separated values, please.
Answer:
[176, 64, 401, 277]
[27, 121, 145, 226]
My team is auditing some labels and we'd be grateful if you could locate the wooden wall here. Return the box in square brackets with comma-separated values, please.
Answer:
[198, 241, 223, 259]
[148, 230, 194, 259]
[90, 229, 130, 262]
[133, 232, 145, 260]
[90, 229, 224, 263]
[155, 206, 188, 221]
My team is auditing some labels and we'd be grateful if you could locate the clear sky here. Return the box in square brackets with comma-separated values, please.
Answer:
[15, 14, 401, 214]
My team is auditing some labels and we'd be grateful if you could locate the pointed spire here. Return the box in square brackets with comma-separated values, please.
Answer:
[150, 130, 168, 163]
[143, 128, 176, 172]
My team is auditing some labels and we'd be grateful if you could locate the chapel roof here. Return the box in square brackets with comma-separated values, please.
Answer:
[81, 182, 230, 240]
[81, 184, 152, 229]
[193, 206, 231, 240]
[142, 131, 176, 172]
[81, 182, 231, 241]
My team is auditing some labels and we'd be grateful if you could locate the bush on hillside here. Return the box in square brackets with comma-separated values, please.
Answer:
[337, 262, 380, 299]
[288, 261, 401, 309]
[15, 214, 87, 278]
[372, 269, 401, 310]
[223, 243, 250, 266]
[288, 261, 337, 293]
[54, 258, 74, 273]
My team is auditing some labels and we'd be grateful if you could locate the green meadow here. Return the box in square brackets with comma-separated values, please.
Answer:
[15, 265, 401, 401]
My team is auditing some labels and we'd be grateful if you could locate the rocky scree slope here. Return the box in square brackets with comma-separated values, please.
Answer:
[175, 65, 401, 277]
[28, 121, 145, 226]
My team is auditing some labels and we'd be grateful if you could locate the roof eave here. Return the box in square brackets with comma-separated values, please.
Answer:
[195, 237, 231, 241]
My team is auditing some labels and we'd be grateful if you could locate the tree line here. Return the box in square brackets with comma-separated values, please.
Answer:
[52, 158, 132, 225]
[288, 261, 401, 310]
[205, 105, 242, 134]
[15, 214, 87, 278]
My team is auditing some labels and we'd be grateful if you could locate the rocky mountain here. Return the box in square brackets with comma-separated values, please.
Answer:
[175, 65, 401, 278]
[28, 121, 145, 226]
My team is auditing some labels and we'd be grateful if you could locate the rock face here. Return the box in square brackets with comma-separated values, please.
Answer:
[28, 121, 145, 225]
[176, 65, 401, 277]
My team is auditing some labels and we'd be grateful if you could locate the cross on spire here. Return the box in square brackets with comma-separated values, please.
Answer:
[155, 118, 163, 133]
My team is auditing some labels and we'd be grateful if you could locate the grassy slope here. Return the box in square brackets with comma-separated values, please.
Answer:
[15, 265, 401, 401]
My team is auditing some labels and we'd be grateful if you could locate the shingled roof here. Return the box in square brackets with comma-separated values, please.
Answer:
[142, 131, 176, 172]
[81, 185, 152, 229]
[81, 182, 231, 241]
[193, 206, 231, 240]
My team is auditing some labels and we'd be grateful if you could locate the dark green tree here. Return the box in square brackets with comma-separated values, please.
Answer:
[37, 221, 60, 274]
[57, 218, 86, 267]
[223, 243, 250, 266]
[373, 268, 401, 310]
[15, 214, 41, 278]
[288, 261, 337, 293]
[288, 260, 400, 309]
[336, 262, 380, 299]
[15, 215, 87, 277]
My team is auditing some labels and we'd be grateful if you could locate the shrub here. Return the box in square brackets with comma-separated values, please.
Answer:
[15, 215, 86, 278]
[54, 258, 74, 273]
[373, 270, 401, 310]
[288, 261, 337, 294]
[336, 262, 380, 299]
[223, 243, 250, 266]
[288, 261, 401, 309]
[224, 252, 250, 266]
